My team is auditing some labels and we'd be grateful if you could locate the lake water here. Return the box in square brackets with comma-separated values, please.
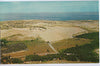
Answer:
[0, 12, 99, 21]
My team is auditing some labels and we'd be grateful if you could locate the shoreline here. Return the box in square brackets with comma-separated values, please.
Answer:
[0, 19, 99, 22]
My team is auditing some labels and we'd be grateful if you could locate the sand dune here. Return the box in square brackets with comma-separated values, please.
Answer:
[1, 27, 86, 42]
[39, 27, 86, 42]
[0, 20, 98, 42]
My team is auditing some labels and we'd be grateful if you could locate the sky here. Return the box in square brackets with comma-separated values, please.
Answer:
[0, 1, 99, 13]
[0, 0, 98, 1]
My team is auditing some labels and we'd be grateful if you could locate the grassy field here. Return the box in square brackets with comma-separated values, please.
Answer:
[52, 38, 91, 51]
[2, 38, 54, 58]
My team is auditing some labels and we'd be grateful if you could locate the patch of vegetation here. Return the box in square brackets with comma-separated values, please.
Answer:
[25, 54, 60, 62]
[24, 53, 78, 62]
[52, 38, 91, 51]
[24, 37, 54, 54]
[1, 56, 23, 64]
[75, 32, 99, 39]
[0, 39, 8, 47]
[1, 56, 11, 64]
[1, 42, 27, 53]
[60, 32, 99, 62]
[25, 55, 42, 61]
[1, 37, 53, 57]
[11, 58, 24, 64]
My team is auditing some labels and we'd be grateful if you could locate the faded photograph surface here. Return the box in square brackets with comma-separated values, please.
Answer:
[0, 1, 99, 64]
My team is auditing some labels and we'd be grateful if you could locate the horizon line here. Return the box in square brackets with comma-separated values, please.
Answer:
[0, 12, 99, 14]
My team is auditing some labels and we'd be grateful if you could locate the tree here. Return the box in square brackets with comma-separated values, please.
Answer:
[0, 39, 8, 46]
[1, 56, 11, 64]
[47, 49, 50, 52]
[11, 58, 23, 63]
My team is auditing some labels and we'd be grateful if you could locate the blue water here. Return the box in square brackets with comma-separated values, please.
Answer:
[0, 12, 99, 21]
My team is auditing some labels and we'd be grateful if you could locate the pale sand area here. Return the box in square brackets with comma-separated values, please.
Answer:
[0, 20, 98, 42]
